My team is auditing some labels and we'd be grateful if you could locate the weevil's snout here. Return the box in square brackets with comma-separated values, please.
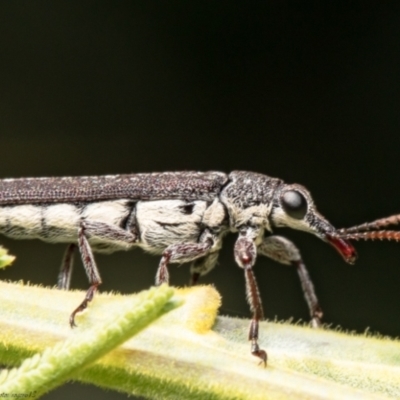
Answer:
[324, 233, 357, 264]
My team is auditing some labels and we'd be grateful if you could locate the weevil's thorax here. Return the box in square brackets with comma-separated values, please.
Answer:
[220, 171, 282, 232]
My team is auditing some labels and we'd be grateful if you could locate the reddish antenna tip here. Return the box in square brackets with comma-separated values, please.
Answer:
[325, 233, 358, 264]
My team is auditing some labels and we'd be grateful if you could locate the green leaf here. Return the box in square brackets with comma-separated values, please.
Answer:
[0, 282, 178, 398]
[0, 279, 398, 399]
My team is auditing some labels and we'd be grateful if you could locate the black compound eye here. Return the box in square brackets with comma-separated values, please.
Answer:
[281, 190, 308, 219]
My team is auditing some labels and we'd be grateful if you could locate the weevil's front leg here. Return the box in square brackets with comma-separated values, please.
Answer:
[234, 228, 267, 366]
[156, 237, 214, 286]
[189, 251, 219, 285]
[258, 235, 323, 328]
[58, 243, 76, 290]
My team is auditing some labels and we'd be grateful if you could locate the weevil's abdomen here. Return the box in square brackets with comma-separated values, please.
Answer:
[0, 200, 132, 245]
[0, 204, 49, 240]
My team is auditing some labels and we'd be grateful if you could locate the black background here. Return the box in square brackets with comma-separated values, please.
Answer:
[1, 3, 399, 399]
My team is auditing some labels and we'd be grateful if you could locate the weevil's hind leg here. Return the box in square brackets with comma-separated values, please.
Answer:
[189, 251, 219, 285]
[69, 223, 103, 328]
[234, 231, 267, 366]
[58, 243, 76, 290]
[156, 238, 214, 286]
[69, 220, 137, 327]
[81, 220, 138, 244]
[258, 235, 323, 328]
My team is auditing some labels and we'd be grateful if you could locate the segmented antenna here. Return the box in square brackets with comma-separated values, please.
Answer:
[338, 213, 400, 242]
[337, 230, 400, 242]
[338, 214, 400, 233]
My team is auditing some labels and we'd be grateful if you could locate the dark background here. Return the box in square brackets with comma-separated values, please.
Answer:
[1, 2, 399, 399]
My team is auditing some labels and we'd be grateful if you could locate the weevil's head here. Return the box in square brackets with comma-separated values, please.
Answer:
[270, 182, 357, 264]
[221, 171, 357, 264]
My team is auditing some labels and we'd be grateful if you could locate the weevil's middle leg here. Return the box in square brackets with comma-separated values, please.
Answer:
[156, 240, 214, 285]
[58, 243, 76, 290]
[69, 223, 102, 327]
[258, 235, 323, 328]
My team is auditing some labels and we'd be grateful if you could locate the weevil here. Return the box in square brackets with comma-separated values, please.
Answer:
[0, 170, 397, 365]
